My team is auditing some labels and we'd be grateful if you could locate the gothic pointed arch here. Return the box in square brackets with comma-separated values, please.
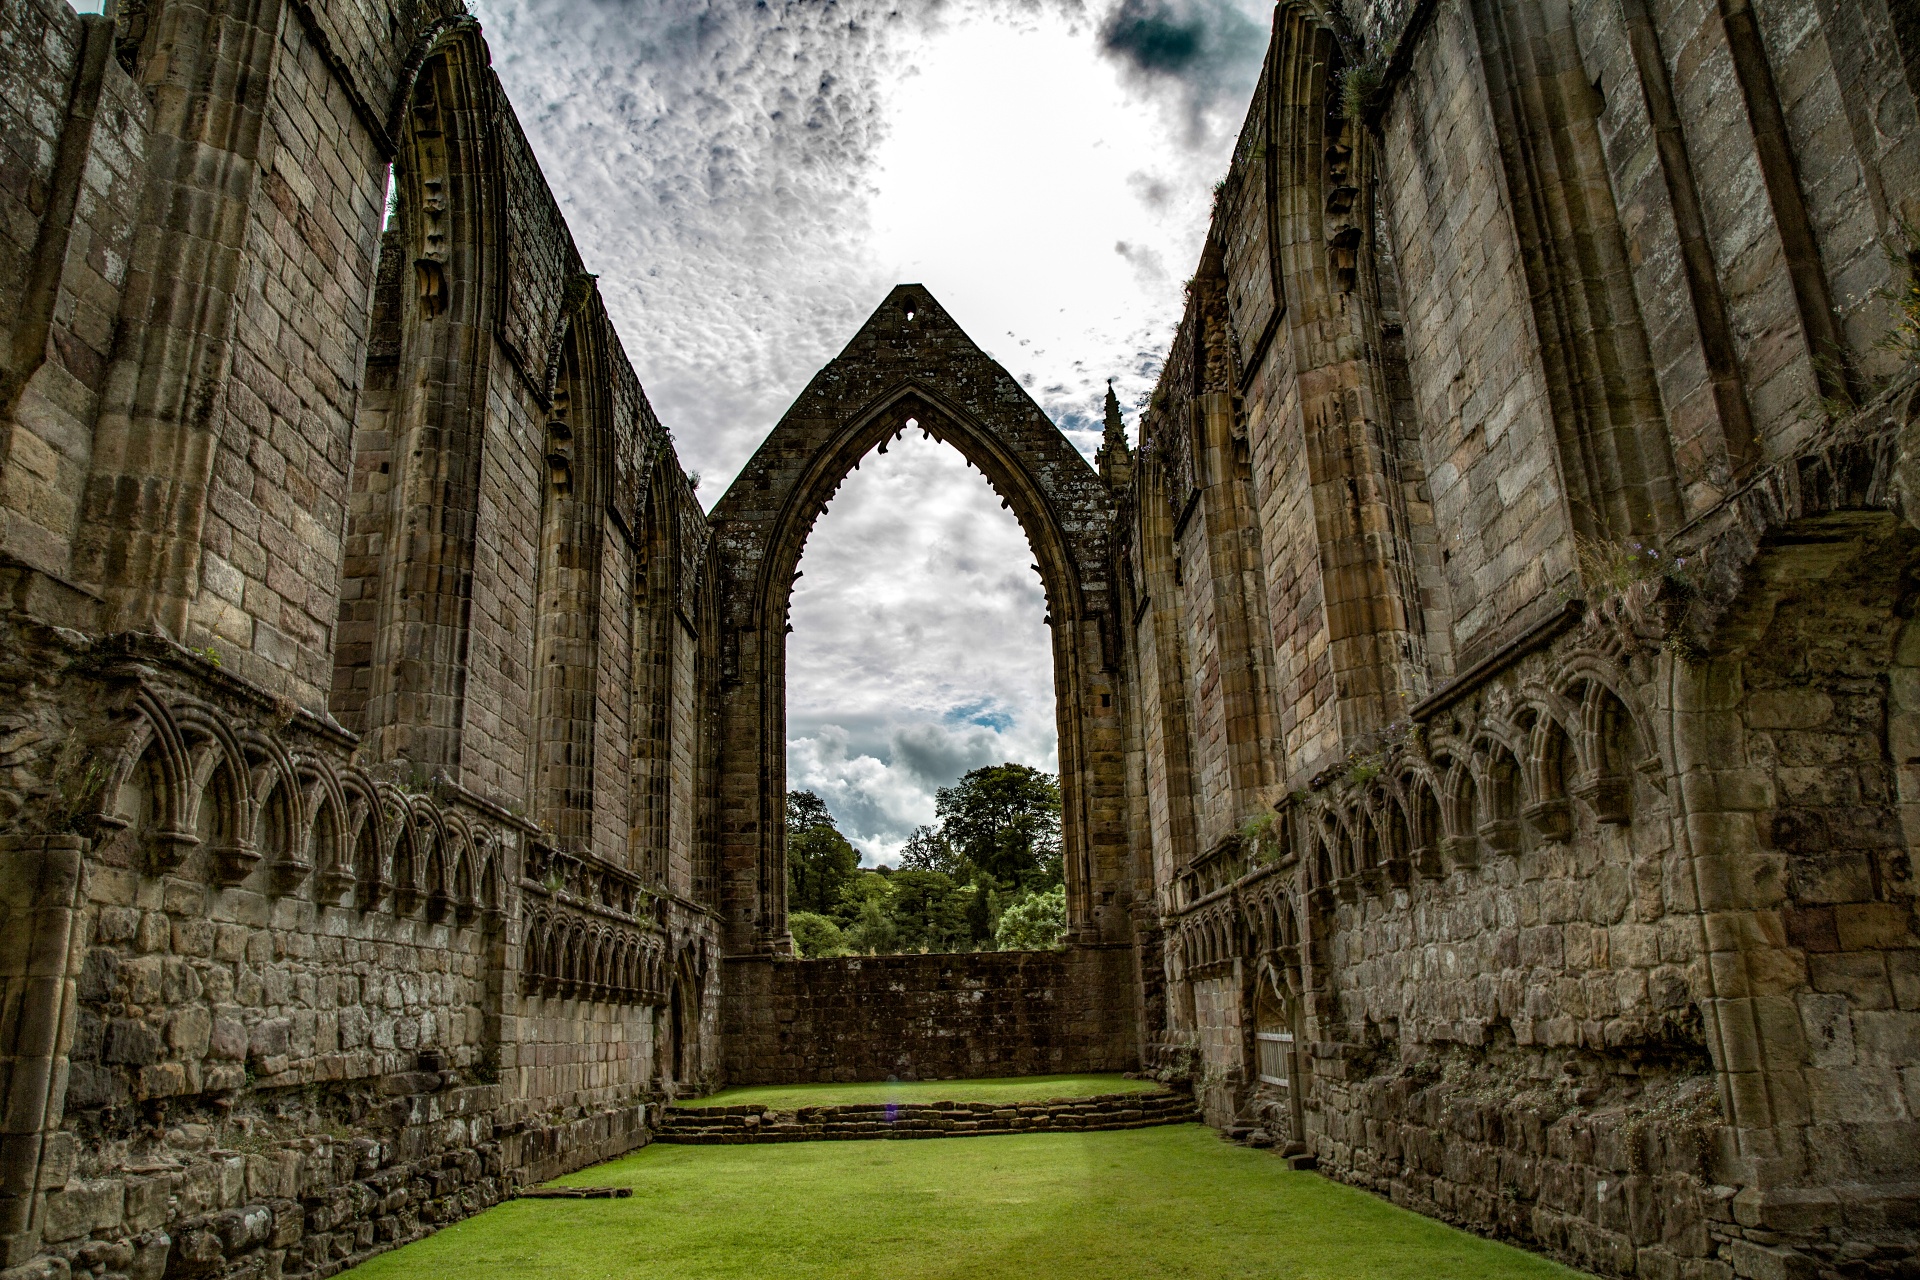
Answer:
[331, 20, 505, 770]
[532, 282, 614, 853]
[707, 286, 1124, 956]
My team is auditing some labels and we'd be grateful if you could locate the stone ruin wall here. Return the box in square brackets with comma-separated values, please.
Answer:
[0, 0, 721, 1275]
[721, 948, 1138, 1086]
[2, 0, 1919, 1274]
[1117, 0, 1920, 1276]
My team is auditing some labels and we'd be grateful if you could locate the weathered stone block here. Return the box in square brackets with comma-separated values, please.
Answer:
[40, 1179, 122, 1242]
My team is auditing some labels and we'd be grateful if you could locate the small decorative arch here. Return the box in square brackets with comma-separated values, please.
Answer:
[1438, 754, 1481, 870]
[94, 689, 196, 871]
[1519, 701, 1578, 841]
[1402, 771, 1445, 877]
[1375, 789, 1413, 886]
[241, 730, 307, 893]
[298, 755, 352, 897]
[175, 704, 255, 885]
[1476, 736, 1524, 856]
[1561, 670, 1651, 824]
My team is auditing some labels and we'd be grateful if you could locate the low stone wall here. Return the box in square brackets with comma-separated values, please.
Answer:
[1305, 1046, 1724, 1279]
[37, 1080, 655, 1280]
[720, 945, 1139, 1084]
[659, 1090, 1196, 1143]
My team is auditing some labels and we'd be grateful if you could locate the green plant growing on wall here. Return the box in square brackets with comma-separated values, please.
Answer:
[45, 731, 106, 835]
[1338, 33, 1396, 121]
[1875, 216, 1920, 370]
[1573, 534, 1693, 597]
[1155, 1035, 1201, 1086]
[1240, 811, 1282, 866]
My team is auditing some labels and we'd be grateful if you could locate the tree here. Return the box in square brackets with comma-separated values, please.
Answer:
[789, 911, 848, 959]
[785, 790, 859, 916]
[832, 868, 893, 925]
[839, 884, 899, 955]
[885, 870, 974, 953]
[899, 824, 968, 878]
[935, 764, 1063, 891]
[994, 884, 1067, 950]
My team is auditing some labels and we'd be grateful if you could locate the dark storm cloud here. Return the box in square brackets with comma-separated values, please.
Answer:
[1097, 0, 1267, 141]
[1114, 238, 1169, 289]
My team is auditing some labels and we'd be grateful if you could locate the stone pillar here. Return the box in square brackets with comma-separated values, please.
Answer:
[0, 835, 86, 1269]
[72, 0, 286, 639]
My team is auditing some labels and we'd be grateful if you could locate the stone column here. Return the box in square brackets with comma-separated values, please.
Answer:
[72, 0, 286, 639]
[0, 835, 86, 1269]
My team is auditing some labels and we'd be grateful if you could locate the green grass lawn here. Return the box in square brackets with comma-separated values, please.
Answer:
[683, 1072, 1163, 1110]
[344, 1124, 1586, 1280]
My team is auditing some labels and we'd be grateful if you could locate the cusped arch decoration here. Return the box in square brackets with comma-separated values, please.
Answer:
[708, 285, 1126, 955]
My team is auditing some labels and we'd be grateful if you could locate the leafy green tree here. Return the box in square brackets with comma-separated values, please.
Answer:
[935, 764, 1063, 891]
[965, 880, 999, 949]
[994, 884, 1067, 950]
[789, 911, 849, 958]
[899, 824, 968, 879]
[886, 870, 974, 953]
[840, 891, 899, 955]
[785, 790, 860, 916]
[832, 868, 893, 926]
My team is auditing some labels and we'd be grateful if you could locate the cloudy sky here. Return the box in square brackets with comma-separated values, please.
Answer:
[469, 0, 1272, 861]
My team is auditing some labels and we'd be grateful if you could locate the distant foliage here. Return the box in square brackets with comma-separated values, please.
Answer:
[785, 790, 860, 915]
[994, 885, 1067, 951]
[785, 764, 1066, 958]
[789, 911, 849, 958]
[899, 824, 967, 878]
[935, 763, 1063, 892]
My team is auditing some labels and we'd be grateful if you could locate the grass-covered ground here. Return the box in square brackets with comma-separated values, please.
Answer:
[683, 1072, 1162, 1110]
[344, 1124, 1584, 1279]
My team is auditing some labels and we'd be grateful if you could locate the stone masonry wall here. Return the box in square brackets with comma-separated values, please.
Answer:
[0, 0, 148, 586]
[1123, 0, 1920, 1276]
[0, 0, 720, 1274]
[721, 947, 1139, 1086]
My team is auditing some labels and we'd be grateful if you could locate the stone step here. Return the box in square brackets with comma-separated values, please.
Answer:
[656, 1090, 1200, 1144]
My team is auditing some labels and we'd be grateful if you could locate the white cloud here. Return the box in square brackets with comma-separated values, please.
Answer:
[483, 0, 1266, 486]
[784, 433, 1057, 864]
[478, 0, 1268, 857]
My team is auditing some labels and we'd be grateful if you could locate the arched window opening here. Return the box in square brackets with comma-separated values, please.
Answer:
[532, 318, 608, 856]
[630, 464, 682, 891]
[330, 38, 497, 773]
[783, 429, 1060, 958]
